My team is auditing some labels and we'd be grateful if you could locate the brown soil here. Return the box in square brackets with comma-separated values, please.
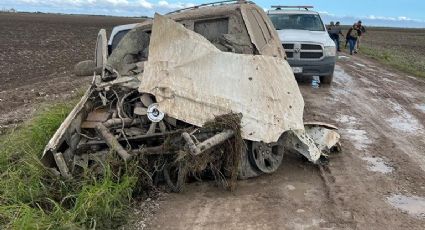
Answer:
[1, 13, 424, 229]
[0, 12, 140, 133]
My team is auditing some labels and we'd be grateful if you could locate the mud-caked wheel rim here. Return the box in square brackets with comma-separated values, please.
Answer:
[248, 142, 284, 174]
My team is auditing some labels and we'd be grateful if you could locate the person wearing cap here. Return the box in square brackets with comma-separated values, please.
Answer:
[356, 20, 366, 51]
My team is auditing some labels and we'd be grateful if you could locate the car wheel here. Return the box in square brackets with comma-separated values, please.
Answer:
[247, 141, 284, 174]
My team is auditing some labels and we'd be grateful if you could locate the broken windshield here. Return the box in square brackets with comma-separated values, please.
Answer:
[268, 14, 325, 31]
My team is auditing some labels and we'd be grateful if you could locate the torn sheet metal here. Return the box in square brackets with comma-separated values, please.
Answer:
[240, 4, 284, 58]
[140, 14, 304, 143]
[305, 123, 340, 152]
[283, 123, 341, 163]
[283, 130, 322, 162]
[41, 87, 93, 168]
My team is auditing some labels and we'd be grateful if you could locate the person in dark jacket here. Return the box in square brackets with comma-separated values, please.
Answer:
[328, 21, 339, 49]
[356, 20, 366, 51]
[346, 23, 359, 55]
[328, 21, 335, 32]
[332, 21, 344, 51]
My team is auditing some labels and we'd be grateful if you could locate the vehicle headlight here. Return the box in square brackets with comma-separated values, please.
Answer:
[324, 46, 336, 57]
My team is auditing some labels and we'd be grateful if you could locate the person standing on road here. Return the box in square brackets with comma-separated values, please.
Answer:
[328, 21, 339, 50]
[328, 21, 335, 35]
[346, 23, 359, 55]
[355, 20, 366, 52]
[331, 21, 344, 51]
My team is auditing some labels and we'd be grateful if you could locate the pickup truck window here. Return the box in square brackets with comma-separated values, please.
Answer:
[269, 14, 325, 31]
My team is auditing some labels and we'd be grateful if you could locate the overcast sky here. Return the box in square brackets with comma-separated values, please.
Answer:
[2, 0, 425, 28]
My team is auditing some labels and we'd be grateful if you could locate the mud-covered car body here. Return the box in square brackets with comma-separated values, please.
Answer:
[108, 23, 140, 53]
[42, 1, 339, 184]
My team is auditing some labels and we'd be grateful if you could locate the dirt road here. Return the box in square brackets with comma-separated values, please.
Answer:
[145, 55, 425, 229]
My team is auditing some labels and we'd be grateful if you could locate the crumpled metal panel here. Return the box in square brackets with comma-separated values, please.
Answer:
[140, 14, 304, 143]
[240, 4, 284, 58]
[41, 87, 92, 168]
[305, 123, 340, 151]
[282, 123, 340, 163]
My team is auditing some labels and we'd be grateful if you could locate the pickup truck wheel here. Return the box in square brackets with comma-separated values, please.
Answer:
[320, 74, 334, 84]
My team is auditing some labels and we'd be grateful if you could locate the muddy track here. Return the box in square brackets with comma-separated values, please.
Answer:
[143, 55, 425, 229]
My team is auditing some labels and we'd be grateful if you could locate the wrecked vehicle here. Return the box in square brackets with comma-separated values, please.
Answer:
[42, 1, 340, 190]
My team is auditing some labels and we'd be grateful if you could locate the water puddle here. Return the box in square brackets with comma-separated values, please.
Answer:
[366, 88, 378, 94]
[400, 91, 415, 99]
[361, 156, 393, 174]
[358, 76, 379, 87]
[344, 129, 371, 150]
[382, 77, 397, 84]
[415, 104, 425, 113]
[292, 218, 325, 229]
[354, 62, 366, 67]
[333, 66, 353, 84]
[336, 114, 357, 125]
[331, 67, 354, 97]
[406, 75, 419, 81]
[387, 100, 423, 133]
[338, 55, 350, 60]
[387, 194, 425, 219]
[387, 117, 421, 133]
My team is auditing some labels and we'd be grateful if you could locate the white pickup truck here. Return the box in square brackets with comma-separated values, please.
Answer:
[268, 6, 336, 84]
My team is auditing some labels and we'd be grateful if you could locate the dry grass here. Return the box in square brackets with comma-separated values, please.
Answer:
[177, 113, 244, 191]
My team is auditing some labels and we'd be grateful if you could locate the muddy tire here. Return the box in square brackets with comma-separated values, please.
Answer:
[248, 141, 284, 174]
[74, 60, 96, 76]
[320, 74, 334, 84]
[163, 161, 186, 193]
